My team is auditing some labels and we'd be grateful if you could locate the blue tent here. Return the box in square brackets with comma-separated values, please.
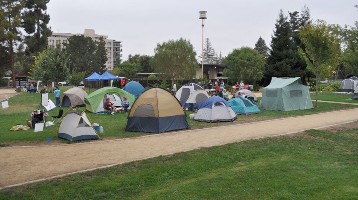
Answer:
[100, 71, 119, 80]
[228, 97, 260, 115]
[197, 96, 228, 109]
[123, 81, 145, 99]
[85, 72, 101, 81]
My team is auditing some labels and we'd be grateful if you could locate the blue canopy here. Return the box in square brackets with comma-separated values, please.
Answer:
[85, 72, 101, 81]
[123, 81, 145, 99]
[100, 71, 119, 80]
[197, 96, 228, 109]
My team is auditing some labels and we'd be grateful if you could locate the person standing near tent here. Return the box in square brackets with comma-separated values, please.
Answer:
[239, 81, 245, 90]
[54, 87, 61, 106]
[122, 96, 130, 112]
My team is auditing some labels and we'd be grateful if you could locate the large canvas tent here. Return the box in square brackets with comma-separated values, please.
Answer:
[126, 88, 189, 133]
[85, 87, 135, 113]
[339, 76, 358, 93]
[261, 77, 313, 111]
[228, 97, 260, 115]
[61, 87, 88, 107]
[176, 83, 204, 107]
[194, 96, 236, 122]
[58, 110, 99, 142]
[123, 81, 145, 99]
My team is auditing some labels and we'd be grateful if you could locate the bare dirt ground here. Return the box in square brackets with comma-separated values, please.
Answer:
[0, 107, 358, 189]
[0, 88, 17, 101]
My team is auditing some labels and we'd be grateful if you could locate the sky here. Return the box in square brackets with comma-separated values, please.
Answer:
[47, 0, 357, 61]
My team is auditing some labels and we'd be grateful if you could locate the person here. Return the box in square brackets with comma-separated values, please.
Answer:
[223, 89, 229, 100]
[172, 82, 177, 94]
[215, 83, 220, 94]
[239, 81, 245, 90]
[29, 83, 35, 93]
[31, 110, 44, 129]
[122, 96, 130, 112]
[235, 82, 239, 91]
[54, 87, 61, 106]
[207, 80, 213, 89]
[220, 80, 225, 89]
[104, 97, 115, 114]
[217, 88, 224, 98]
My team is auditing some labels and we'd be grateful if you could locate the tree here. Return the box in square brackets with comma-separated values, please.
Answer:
[0, 0, 23, 87]
[224, 47, 265, 84]
[113, 61, 142, 78]
[30, 47, 70, 85]
[299, 20, 341, 107]
[199, 38, 221, 64]
[254, 37, 269, 59]
[126, 54, 153, 73]
[151, 38, 197, 86]
[65, 35, 107, 75]
[22, 0, 51, 55]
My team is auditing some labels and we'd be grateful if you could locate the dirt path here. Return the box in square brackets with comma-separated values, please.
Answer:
[0, 88, 17, 101]
[1, 108, 358, 189]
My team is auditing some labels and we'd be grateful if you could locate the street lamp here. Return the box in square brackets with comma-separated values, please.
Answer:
[199, 11, 207, 79]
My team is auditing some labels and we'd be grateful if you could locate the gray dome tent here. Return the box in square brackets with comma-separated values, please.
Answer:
[58, 110, 99, 142]
[61, 87, 88, 107]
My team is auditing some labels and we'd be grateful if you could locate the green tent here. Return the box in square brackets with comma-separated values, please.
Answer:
[261, 77, 313, 111]
[85, 87, 135, 113]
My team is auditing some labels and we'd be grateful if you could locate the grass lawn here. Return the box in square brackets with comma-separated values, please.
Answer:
[0, 127, 357, 199]
[311, 91, 357, 103]
[0, 89, 358, 145]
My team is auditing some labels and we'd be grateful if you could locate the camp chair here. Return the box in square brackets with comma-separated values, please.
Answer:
[51, 109, 64, 123]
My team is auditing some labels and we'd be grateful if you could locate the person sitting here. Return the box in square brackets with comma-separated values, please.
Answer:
[122, 96, 130, 112]
[31, 110, 44, 129]
[104, 97, 115, 115]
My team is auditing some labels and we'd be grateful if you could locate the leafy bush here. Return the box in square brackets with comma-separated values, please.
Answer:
[322, 82, 341, 92]
[147, 74, 157, 81]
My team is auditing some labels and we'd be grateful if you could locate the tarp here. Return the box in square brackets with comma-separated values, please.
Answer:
[100, 71, 119, 80]
[261, 77, 313, 111]
[123, 81, 145, 99]
[126, 88, 189, 133]
[58, 110, 99, 142]
[85, 72, 101, 81]
[85, 87, 135, 113]
[228, 97, 260, 115]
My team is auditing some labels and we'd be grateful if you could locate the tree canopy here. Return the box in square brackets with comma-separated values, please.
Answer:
[299, 20, 341, 107]
[224, 47, 265, 84]
[254, 37, 269, 59]
[151, 38, 197, 85]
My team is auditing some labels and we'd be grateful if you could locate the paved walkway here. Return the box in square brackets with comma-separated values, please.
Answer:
[1, 108, 358, 189]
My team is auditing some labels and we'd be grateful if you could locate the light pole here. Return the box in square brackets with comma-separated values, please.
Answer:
[199, 11, 207, 80]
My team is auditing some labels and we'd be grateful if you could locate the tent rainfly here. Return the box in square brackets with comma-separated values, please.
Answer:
[61, 87, 88, 107]
[58, 110, 99, 142]
[85, 87, 135, 113]
[126, 88, 189, 133]
[123, 81, 145, 99]
[194, 96, 236, 122]
[261, 77, 313, 111]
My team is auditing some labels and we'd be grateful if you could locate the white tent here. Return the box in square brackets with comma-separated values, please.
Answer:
[175, 83, 204, 107]
[235, 89, 257, 102]
[185, 90, 209, 106]
[194, 96, 236, 122]
[58, 110, 99, 142]
[339, 76, 358, 93]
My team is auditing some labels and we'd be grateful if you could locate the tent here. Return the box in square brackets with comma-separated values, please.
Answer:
[58, 110, 99, 142]
[185, 90, 209, 108]
[126, 88, 189, 133]
[235, 89, 257, 102]
[85, 72, 101, 81]
[85, 87, 135, 113]
[100, 71, 119, 80]
[353, 81, 358, 100]
[61, 87, 88, 107]
[176, 83, 204, 107]
[194, 96, 236, 122]
[339, 76, 358, 93]
[261, 77, 313, 111]
[228, 97, 260, 115]
[123, 81, 145, 99]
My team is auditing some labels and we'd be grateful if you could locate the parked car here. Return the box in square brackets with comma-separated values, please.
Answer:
[58, 81, 67, 86]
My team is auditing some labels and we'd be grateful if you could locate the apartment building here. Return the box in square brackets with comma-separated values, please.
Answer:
[47, 29, 122, 70]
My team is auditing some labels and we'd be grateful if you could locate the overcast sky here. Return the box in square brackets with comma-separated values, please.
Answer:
[47, 0, 357, 61]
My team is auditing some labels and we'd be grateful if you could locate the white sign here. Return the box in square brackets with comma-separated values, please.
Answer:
[44, 99, 56, 111]
[34, 122, 44, 132]
[41, 93, 49, 106]
[1, 100, 9, 109]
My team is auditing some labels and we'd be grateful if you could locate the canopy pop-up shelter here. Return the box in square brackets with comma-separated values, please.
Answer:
[228, 97, 260, 115]
[126, 88, 189, 133]
[194, 96, 236, 122]
[123, 81, 145, 99]
[85, 87, 135, 113]
[58, 110, 99, 142]
[261, 77, 313, 111]
[61, 87, 88, 107]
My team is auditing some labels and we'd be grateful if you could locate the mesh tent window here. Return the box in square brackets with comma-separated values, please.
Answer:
[134, 104, 155, 117]
[290, 90, 302, 97]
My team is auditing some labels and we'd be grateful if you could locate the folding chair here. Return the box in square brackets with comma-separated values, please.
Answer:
[51, 109, 64, 123]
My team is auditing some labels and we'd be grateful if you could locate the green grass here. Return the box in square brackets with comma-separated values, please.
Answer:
[1, 90, 358, 145]
[311, 91, 357, 103]
[1, 128, 357, 199]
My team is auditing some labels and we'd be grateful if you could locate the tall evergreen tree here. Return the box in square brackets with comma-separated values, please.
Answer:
[254, 37, 269, 58]
[200, 38, 221, 64]
[0, 0, 23, 87]
[22, 0, 51, 55]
